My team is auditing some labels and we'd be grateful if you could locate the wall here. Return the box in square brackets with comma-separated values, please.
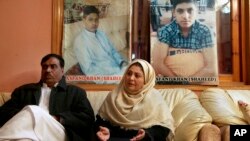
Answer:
[0, 0, 52, 92]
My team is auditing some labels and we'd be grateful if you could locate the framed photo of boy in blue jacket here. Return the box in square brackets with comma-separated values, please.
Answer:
[62, 0, 132, 84]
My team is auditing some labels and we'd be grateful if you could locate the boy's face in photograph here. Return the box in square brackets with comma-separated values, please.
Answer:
[83, 13, 99, 32]
[173, 2, 197, 30]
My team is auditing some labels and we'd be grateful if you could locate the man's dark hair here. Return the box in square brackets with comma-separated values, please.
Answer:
[41, 54, 65, 68]
[83, 5, 100, 18]
[172, 0, 196, 8]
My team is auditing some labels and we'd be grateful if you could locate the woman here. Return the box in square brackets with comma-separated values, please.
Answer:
[95, 59, 175, 141]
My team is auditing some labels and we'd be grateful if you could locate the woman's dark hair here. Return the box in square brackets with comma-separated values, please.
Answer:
[41, 54, 65, 68]
[83, 5, 100, 17]
[172, 0, 196, 8]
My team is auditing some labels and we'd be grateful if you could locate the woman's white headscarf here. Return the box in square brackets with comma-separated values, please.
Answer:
[98, 59, 175, 139]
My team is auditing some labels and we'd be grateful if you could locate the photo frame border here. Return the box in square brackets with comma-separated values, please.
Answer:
[52, 0, 133, 87]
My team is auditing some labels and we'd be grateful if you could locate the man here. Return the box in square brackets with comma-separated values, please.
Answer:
[152, 0, 217, 79]
[0, 54, 95, 141]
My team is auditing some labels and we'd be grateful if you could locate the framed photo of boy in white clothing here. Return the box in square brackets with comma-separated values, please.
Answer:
[150, 0, 219, 85]
[62, 0, 132, 84]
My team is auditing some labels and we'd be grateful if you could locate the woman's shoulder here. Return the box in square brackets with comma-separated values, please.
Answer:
[147, 88, 163, 100]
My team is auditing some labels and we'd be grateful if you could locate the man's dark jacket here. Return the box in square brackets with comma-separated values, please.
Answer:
[0, 77, 95, 141]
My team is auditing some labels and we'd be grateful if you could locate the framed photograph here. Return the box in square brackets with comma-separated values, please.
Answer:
[150, 0, 219, 85]
[61, 0, 132, 84]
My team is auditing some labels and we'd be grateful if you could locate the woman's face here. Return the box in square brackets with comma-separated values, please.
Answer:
[124, 65, 145, 94]
[83, 13, 99, 32]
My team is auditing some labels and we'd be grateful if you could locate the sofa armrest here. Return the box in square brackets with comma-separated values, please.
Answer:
[0, 92, 11, 106]
[200, 88, 249, 127]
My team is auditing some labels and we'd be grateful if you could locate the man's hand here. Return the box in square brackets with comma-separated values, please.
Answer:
[53, 115, 60, 121]
[96, 126, 110, 141]
[130, 129, 146, 141]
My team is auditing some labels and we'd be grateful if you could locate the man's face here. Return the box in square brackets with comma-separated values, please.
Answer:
[173, 2, 197, 30]
[83, 13, 99, 32]
[41, 57, 64, 87]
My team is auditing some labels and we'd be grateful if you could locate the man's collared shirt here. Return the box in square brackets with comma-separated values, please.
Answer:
[38, 83, 58, 112]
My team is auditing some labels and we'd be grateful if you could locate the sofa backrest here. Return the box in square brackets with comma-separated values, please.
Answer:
[159, 88, 212, 141]
[0, 92, 11, 106]
[86, 91, 109, 116]
[200, 88, 250, 126]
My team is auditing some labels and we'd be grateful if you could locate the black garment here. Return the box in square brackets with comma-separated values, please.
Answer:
[95, 115, 170, 141]
[0, 76, 95, 141]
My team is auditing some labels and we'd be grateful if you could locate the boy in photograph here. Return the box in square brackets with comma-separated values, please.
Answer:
[73, 6, 128, 84]
[152, 0, 218, 84]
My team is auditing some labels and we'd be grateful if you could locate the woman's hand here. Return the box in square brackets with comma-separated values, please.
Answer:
[130, 129, 145, 141]
[96, 126, 110, 141]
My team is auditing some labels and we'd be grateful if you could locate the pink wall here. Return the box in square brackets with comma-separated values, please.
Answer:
[0, 0, 52, 92]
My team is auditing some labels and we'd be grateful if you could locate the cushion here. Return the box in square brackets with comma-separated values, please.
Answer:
[159, 88, 212, 141]
[164, 48, 204, 77]
[200, 88, 250, 127]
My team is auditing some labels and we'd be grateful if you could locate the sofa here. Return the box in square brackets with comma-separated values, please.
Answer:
[0, 88, 221, 141]
[200, 88, 250, 141]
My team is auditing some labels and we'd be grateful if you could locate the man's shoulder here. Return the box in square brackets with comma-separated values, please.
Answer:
[158, 21, 178, 40]
[159, 21, 178, 33]
[16, 83, 39, 89]
[65, 84, 86, 93]
[13, 83, 40, 93]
